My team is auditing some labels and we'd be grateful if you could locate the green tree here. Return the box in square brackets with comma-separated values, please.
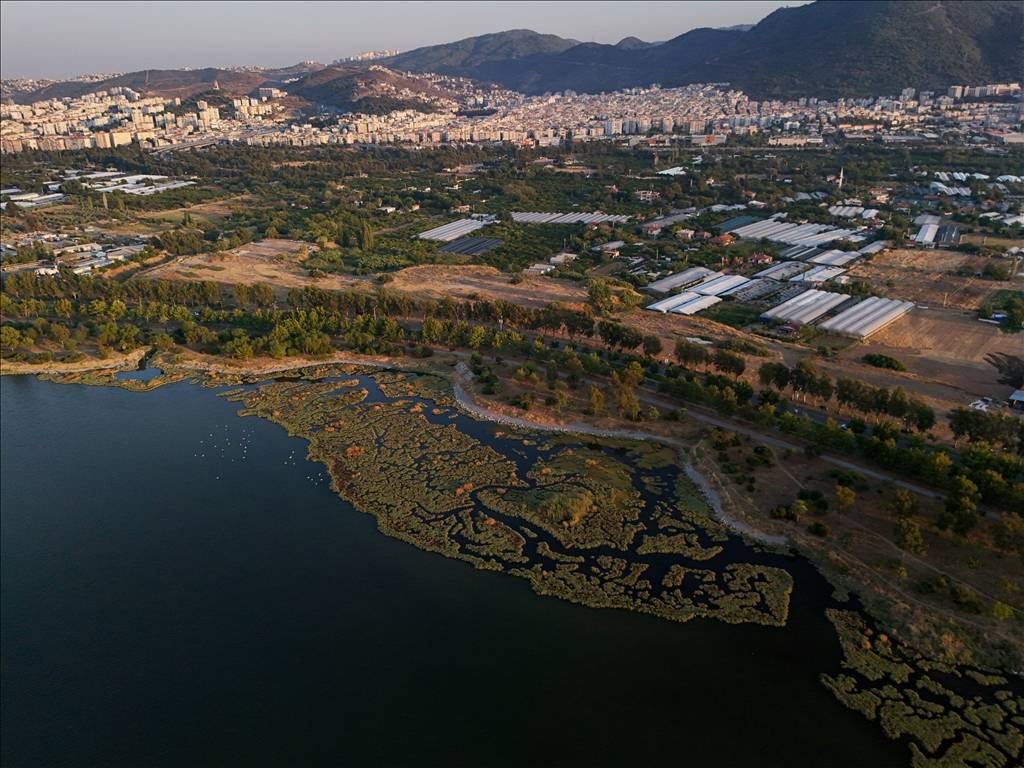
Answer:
[895, 518, 927, 555]
[890, 489, 918, 519]
[642, 335, 663, 357]
[835, 484, 856, 512]
[586, 385, 605, 416]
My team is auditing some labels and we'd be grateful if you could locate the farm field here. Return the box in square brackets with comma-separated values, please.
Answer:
[846, 248, 1010, 311]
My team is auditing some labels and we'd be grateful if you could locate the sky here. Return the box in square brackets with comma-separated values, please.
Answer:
[1, 0, 810, 80]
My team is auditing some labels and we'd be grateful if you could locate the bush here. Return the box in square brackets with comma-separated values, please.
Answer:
[862, 353, 906, 371]
[808, 521, 830, 537]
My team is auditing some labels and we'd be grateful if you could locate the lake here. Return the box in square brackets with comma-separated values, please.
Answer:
[1, 375, 904, 767]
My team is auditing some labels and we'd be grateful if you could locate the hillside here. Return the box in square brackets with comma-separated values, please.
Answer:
[4, 62, 449, 114]
[287, 66, 448, 113]
[5, 64, 327, 104]
[381, 1, 1024, 98]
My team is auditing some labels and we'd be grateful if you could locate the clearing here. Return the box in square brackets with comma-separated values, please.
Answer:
[846, 248, 1009, 311]
[387, 265, 587, 308]
[138, 239, 367, 292]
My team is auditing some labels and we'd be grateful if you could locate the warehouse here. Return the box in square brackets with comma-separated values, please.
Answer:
[646, 267, 720, 294]
[855, 240, 889, 256]
[418, 219, 490, 242]
[670, 294, 722, 315]
[727, 278, 779, 302]
[692, 274, 751, 296]
[808, 249, 861, 266]
[646, 291, 701, 313]
[727, 216, 862, 247]
[778, 245, 823, 261]
[790, 265, 847, 283]
[762, 289, 851, 325]
[914, 223, 939, 245]
[755, 261, 812, 280]
[817, 297, 915, 338]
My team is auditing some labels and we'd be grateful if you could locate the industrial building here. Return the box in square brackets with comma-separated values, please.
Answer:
[817, 297, 915, 338]
[761, 289, 851, 325]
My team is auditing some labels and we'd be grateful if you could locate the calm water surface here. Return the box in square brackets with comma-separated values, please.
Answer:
[1, 376, 904, 767]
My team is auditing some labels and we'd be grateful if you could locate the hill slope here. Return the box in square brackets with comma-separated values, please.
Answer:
[4, 63, 450, 113]
[288, 66, 448, 113]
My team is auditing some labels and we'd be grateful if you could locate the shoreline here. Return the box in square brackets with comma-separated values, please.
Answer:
[3, 347, 785, 546]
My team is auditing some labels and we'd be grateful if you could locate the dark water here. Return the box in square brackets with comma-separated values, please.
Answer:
[1, 376, 904, 767]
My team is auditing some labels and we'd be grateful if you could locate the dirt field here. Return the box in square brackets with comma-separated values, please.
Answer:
[847, 249, 1006, 311]
[868, 309, 1018, 364]
[138, 239, 367, 292]
[854, 310, 1020, 402]
[387, 265, 587, 308]
[961, 233, 1024, 250]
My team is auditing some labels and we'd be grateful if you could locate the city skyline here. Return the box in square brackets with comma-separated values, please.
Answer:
[0, 0, 809, 80]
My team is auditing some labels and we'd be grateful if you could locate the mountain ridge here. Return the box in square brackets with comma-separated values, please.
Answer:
[6, 2, 1022, 105]
[381, 1, 1023, 98]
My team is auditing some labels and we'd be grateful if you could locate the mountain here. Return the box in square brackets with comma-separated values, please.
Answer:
[379, 1, 1023, 98]
[444, 27, 744, 95]
[382, 29, 579, 77]
[701, 0, 1024, 98]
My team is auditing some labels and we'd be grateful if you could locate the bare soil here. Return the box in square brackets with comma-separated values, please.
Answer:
[138, 239, 369, 293]
[387, 265, 588, 308]
[847, 249, 1013, 311]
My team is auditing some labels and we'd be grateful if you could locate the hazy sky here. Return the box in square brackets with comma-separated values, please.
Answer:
[1, 1, 810, 79]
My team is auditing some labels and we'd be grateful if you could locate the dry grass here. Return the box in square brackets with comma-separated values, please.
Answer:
[138, 239, 369, 292]
[387, 264, 588, 309]
[846, 248, 1009, 311]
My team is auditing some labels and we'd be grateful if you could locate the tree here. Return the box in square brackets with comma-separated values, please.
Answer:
[587, 279, 614, 313]
[938, 476, 981, 535]
[586, 385, 604, 416]
[545, 360, 559, 387]
[758, 362, 789, 390]
[992, 512, 1024, 555]
[358, 222, 374, 251]
[890, 489, 918, 519]
[894, 518, 927, 555]
[713, 349, 745, 377]
[642, 335, 663, 357]
[675, 339, 709, 367]
[834, 485, 856, 512]
[789, 499, 809, 521]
